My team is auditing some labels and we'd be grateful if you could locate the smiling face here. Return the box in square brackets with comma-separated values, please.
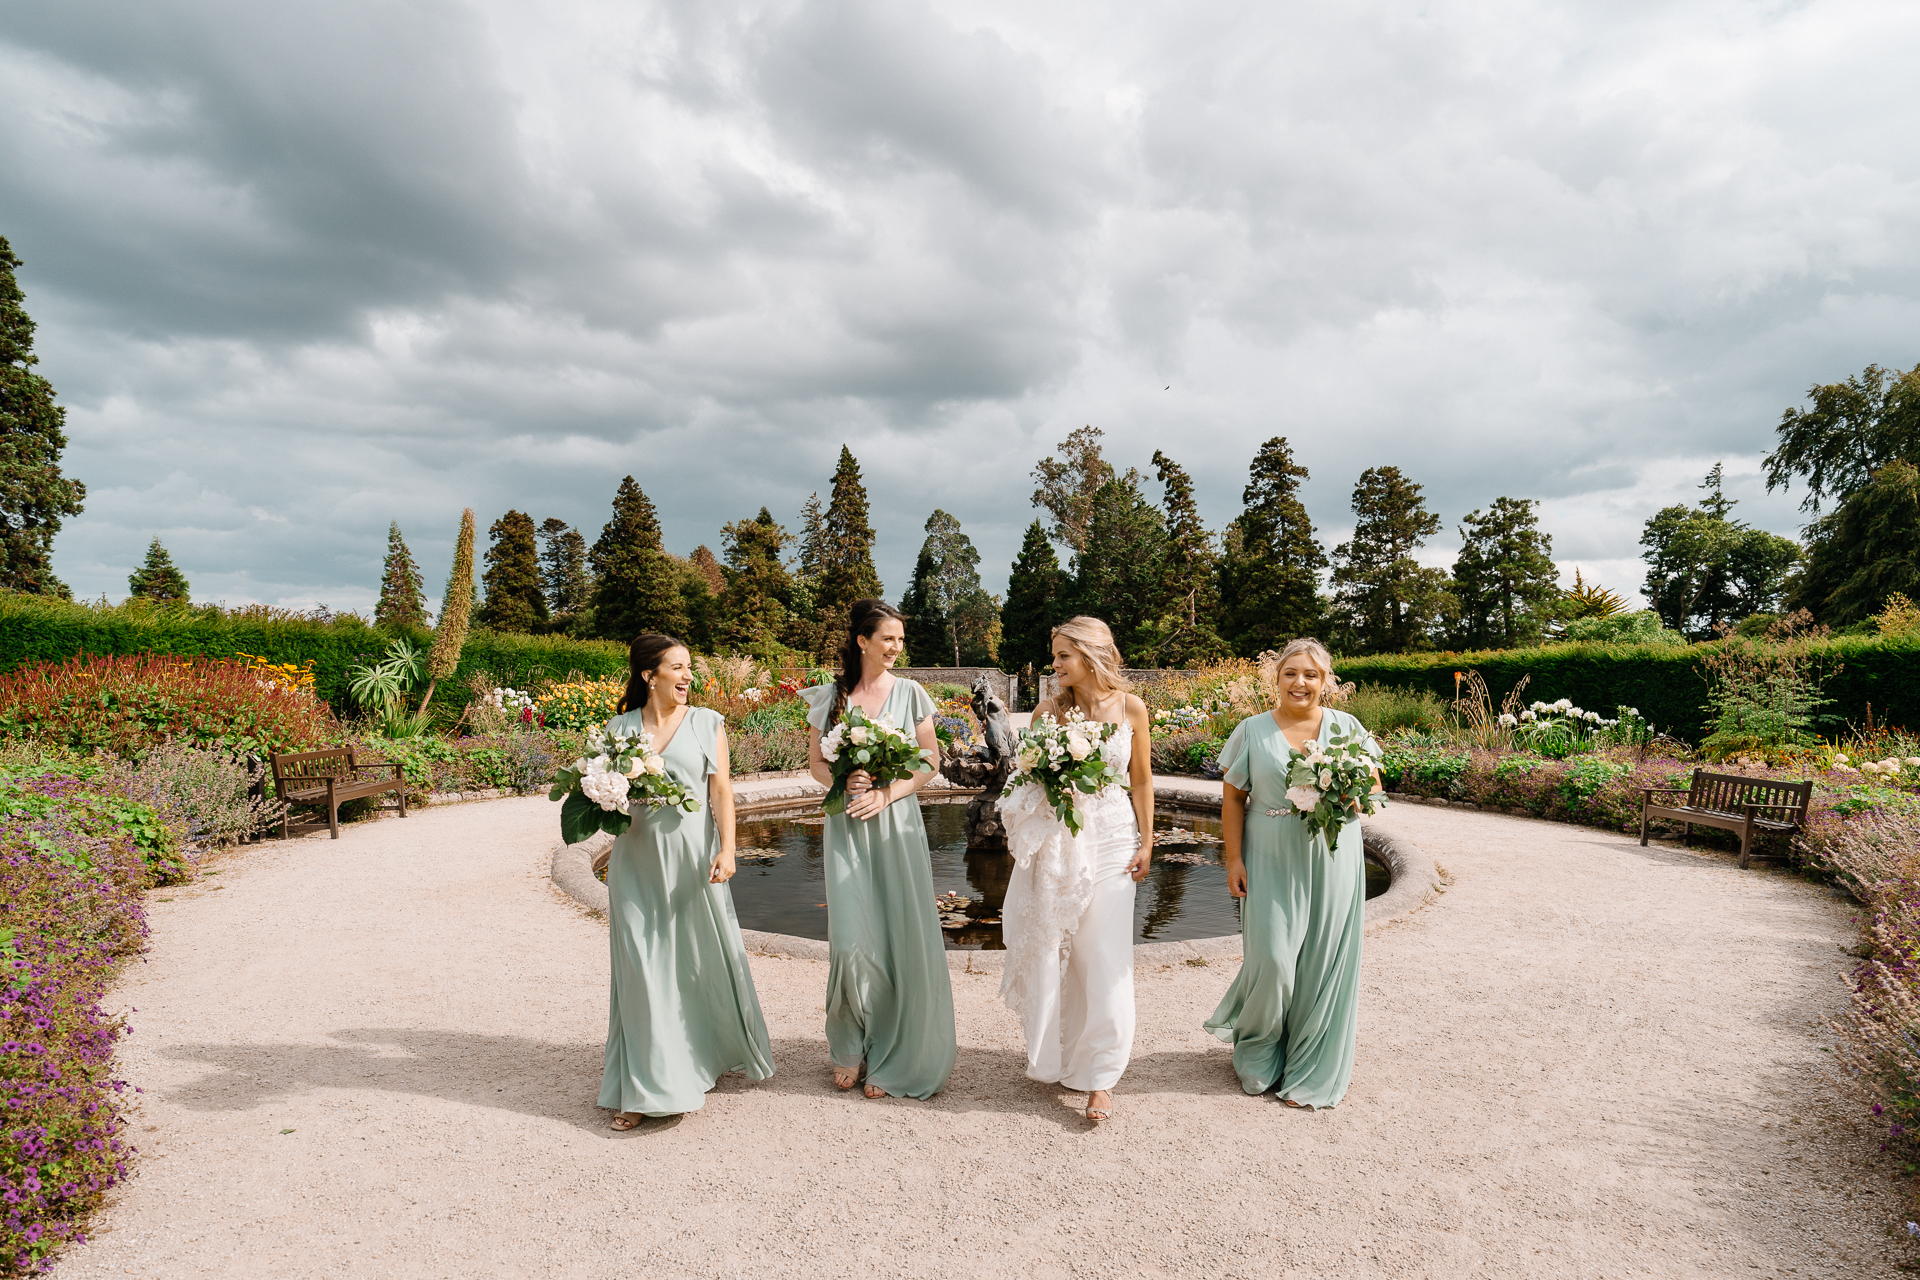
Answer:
[1050, 636, 1091, 691]
[646, 646, 694, 710]
[857, 617, 905, 674]
[1275, 656, 1328, 716]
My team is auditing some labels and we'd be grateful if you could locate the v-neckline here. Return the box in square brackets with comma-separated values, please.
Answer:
[639, 705, 691, 757]
[847, 673, 898, 721]
[1269, 707, 1327, 757]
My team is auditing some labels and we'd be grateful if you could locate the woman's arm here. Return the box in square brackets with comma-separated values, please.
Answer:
[1124, 693, 1153, 881]
[709, 724, 737, 883]
[1222, 781, 1249, 898]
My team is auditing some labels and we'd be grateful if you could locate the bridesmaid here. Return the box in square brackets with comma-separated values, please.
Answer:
[1002, 616, 1152, 1124]
[1204, 637, 1382, 1110]
[802, 598, 956, 1100]
[601, 633, 775, 1129]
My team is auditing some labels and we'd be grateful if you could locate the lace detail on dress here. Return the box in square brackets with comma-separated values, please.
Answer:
[998, 722, 1134, 1020]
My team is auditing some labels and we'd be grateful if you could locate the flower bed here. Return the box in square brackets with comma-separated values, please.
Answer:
[2, 768, 192, 1275]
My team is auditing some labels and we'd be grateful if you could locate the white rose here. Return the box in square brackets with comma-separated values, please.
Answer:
[620, 756, 643, 778]
[1016, 746, 1040, 772]
[849, 726, 870, 746]
[1286, 785, 1322, 812]
[644, 754, 666, 776]
[1065, 731, 1092, 761]
[1318, 769, 1333, 789]
[572, 757, 592, 775]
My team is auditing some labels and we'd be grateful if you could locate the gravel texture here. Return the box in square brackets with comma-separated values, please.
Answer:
[54, 795, 1907, 1278]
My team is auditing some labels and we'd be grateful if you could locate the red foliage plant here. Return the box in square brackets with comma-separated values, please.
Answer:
[0, 655, 335, 760]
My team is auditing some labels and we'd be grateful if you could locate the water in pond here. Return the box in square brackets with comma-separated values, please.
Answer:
[729, 798, 1389, 949]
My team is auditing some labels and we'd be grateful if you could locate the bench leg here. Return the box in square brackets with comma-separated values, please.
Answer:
[329, 800, 341, 839]
[399, 785, 408, 819]
[1682, 822, 1691, 848]
[281, 810, 289, 840]
[1739, 816, 1754, 869]
[1639, 804, 1649, 846]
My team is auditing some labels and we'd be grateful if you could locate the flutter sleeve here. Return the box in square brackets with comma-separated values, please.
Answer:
[800, 682, 837, 733]
[1218, 717, 1254, 792]
[694, 707, 726, 779]
[900, 678, 936, 729]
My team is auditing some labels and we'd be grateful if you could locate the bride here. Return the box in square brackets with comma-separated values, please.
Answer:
[999, 616, 1153, 1123]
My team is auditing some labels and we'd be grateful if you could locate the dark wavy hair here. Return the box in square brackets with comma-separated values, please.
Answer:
[617, 632, 689, 715]
[827, 598, 906, 729]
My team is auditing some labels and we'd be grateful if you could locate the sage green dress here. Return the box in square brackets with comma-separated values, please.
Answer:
[802, 679, 957, 1100]
[1204, 708, 1379, 1109]
[600, 706, 775, 1116]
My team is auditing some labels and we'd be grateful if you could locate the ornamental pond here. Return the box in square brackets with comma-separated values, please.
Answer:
[731, 797, 1391, 949]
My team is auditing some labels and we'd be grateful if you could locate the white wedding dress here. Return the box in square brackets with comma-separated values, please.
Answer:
[999, 722, 1138, 1092]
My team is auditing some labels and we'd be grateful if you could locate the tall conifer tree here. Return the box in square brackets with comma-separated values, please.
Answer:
[478, 510, 548, 632]
[716, 509, 793, 649]
[127, 537, 190, 602]
[1328, 466, 1451, 654]
[1449, 497, 1561, 648]
[1002, 520, 1065, 675]
[1071, 476, 1166, 664]
[1145, 450, 1229, 664]
[815, 446, 882, 654]
[376, 521, 429, 630]
[590, 477, 687, 641]
[537, 518, 591, 618]
[0, 236, 85, 597]
[1217, 436, 1327, 655]
[899, 545, 943, 666]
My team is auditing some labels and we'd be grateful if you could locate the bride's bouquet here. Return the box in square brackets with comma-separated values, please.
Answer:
[1282, 721, 1385, 850]
[1006, 710, 1126, 836]
[550, 720, 701, 844]
[818, 706, 937, 817]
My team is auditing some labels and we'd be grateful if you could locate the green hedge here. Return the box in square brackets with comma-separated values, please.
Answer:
[0, 592, 628, 716]
[1333, 634, 1920, 744]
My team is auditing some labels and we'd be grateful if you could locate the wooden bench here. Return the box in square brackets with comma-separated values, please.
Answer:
[1639, 768, 1814, 868]
[269, 748, 407, 839]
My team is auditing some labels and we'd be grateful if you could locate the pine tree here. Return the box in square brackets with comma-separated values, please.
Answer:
[419, 508, 475, 711]
[0, 236, 86, 597]
[1142, 450, 1228, 664]
[815, 446, 883, 653]
[127, 537, 190, 602]
[1449, 497, 1561, 648]
[1217, 436, 1328, 655]
[537, 518, 591, 617]
[899, 509, 989, 667]
[899, 544, 944, 666]
[477, 510, 548, 633]
[1328, 466, 1451, 654]
[1002, 520, 1066, 675]
[375, 522, 429, 630]
[1071, 476, 1167, 664]
[590, 477, 687, 641]
[716, 508, 794, 649]
[688, 545, 726, 595]
[796, 493, 827, 580]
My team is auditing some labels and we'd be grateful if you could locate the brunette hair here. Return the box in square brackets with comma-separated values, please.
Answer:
[1050, 616, 1130, 716]
[618, 632, 689, 715]
[828, 598, 906, 729]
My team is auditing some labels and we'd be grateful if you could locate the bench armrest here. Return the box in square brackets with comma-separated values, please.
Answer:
[1641, 787, 1689, 797]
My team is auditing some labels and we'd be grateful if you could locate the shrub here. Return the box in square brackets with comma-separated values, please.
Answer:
[2, 771, 178, 1274]
[0, 655, 334, 760]
[729, 724, 809, 774]
[1560, 610, 1685, 647]
[1347, 683, 1448, 736]
[104, 744, 286, 848]
[1697, 612, 1831, 759]
[1334, 632, 1920, 745]
[535, 679, 624, 732]
[1149, 730, 1225, 779]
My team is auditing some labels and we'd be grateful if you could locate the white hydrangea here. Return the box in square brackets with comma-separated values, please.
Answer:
[1287, 784, 1323, 812]
[580, 770, 631, 813]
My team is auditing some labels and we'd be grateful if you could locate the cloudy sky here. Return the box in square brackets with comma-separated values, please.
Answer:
[4, 0, 1916, 614]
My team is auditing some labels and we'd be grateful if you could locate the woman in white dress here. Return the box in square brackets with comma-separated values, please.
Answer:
[999, 616, 1153, 1123]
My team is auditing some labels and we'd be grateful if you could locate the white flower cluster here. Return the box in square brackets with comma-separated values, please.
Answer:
[1006, 710, 1125, 835]
[1151, 705, 1214, 734]
[819, 711, 909, 764]
[482, 686, 535, 713]
[567, 723, 668, 814]
[1281, 724, 1385, 849]
[1832, 752, 1920, 777]
[1516, 698, 1619, 729]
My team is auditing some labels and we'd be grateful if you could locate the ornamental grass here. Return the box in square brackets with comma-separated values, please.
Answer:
[2, 771, 191, 1275]
[0, 655, 334, 760]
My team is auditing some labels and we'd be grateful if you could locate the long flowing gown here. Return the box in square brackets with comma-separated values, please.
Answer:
[802, 678, 957, 1100]
[1203, 707, 1378, 1109]
[999, 722, 1138, 1092]
[599, 706, 775, 1116]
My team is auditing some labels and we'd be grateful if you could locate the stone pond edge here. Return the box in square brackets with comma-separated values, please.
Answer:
[548, 777, 1442, 971]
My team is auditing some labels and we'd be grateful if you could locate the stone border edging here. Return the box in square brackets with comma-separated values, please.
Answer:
[548, 779, 1441, 971]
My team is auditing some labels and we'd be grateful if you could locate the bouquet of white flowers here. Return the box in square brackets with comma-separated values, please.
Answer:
[1281, 720, 1385, 851]
[818, 705, 937, 817]
[1005, 710, 1127, 836]
[550, 720, 701, 844]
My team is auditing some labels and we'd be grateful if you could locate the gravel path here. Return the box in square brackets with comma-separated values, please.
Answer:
[55, 795, 1906, 1278]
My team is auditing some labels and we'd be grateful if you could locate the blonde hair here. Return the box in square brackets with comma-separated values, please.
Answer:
[1050, 616, 1130, 714]
[1259, 638, 1336, 703]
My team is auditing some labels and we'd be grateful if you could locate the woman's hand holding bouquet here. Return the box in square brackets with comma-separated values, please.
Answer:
[551, 720, 701, 844]
[1281, 722, 1384, 850]
[1006, 710, 1127, 836]
[818, 706, 936, 819]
